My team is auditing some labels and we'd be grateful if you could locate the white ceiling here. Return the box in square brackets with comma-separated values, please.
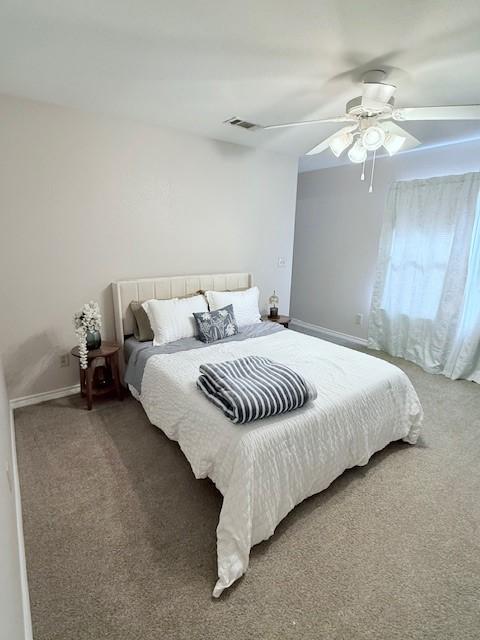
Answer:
[2, 0, 480, 170]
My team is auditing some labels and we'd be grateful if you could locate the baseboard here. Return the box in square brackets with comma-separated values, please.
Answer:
[10, 384, 80, 410]
[290, 318, 368, 348]
[10, 407, 33, 640]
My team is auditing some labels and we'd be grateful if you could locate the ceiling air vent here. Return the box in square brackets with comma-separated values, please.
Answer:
[224, 117, 258, 130]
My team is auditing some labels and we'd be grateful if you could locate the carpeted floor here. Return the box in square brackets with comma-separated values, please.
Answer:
[14, 350, 480, 640]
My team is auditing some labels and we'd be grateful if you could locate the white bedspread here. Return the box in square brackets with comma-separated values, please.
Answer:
[134, 329, 423, 596]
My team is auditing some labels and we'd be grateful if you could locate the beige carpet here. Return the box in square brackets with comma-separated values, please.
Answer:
[14, 351, 480, 640]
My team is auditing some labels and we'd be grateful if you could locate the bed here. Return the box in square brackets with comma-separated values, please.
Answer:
[112, 273, 423, 596]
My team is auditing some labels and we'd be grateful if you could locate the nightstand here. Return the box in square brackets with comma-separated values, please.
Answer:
[71, 342, 123, 410]
[261, 315, 290, 328]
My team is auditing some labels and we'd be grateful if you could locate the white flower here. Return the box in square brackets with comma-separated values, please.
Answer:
[73, 301, 102, 368]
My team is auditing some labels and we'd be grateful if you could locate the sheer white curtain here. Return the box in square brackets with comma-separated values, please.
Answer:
[368, 172, 480, 382]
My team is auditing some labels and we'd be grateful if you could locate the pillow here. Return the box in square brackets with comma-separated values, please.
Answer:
[193, 305, 238, 343]
[142, 294, 208, 346]
[205, 286, 261, 327]
[129, 301, 154, 342]
[130, 291, 205, 342]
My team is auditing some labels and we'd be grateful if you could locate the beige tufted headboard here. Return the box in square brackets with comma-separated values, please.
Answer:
[112, 272, 253, 347]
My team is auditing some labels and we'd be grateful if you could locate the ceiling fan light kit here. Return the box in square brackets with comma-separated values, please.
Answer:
[348, 140, 367, 164]
[361, 124, 386, 151]
[226, 69, 480, 192]
[328, 131, 353, 157]
[383, 131, 406, 156]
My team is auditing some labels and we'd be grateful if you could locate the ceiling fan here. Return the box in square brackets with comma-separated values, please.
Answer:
[225, 70, 480, 191]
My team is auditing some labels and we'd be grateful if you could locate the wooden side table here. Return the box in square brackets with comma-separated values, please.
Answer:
[71, 342, 123, 410]
[261, 315, 291, 328]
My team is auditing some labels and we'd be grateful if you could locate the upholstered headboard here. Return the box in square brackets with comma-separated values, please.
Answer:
[112, 272, 253, 347]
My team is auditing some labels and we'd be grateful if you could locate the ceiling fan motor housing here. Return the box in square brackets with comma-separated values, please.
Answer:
[346, 95, 395, 117]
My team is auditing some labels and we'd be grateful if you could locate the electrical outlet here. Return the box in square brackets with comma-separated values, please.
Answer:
[277, 257, 287, 268]
[59, 354, 70, 368]
[355, 313, 363, 326]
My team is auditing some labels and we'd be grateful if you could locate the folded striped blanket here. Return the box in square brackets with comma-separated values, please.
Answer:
[197, 355, 317, 424]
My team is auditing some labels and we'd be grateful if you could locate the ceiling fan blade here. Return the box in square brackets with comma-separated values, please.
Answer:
[382, 121, 421, 151]
[263, 116, 356, 130]
[361, 82, 396, 112]
[305, 124, 358, 156]
[393, 105, 480, 121]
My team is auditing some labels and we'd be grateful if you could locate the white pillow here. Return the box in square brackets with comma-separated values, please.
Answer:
[142, 295, 208, 346]
[205, 286, 261, 327]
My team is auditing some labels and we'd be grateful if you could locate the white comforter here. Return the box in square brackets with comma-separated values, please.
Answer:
[134, 329, 423, 596]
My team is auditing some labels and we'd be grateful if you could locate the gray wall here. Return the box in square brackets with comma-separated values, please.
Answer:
[0, 360, 26, 639]
[0, 94, 298, 399]
[291, 138, 480, 339]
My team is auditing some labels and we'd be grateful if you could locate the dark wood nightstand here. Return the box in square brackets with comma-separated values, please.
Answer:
[71, 342, 123, 410]
[261, 315, 290, 328]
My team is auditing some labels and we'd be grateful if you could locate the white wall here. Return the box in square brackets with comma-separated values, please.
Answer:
[0, 94, 298, 399]
[291, 139, 480, 339]
[0, 360, 27, 639]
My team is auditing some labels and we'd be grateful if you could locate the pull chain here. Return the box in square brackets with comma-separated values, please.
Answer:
[360, 158, 366, 181]
[369, 149, 377, 193]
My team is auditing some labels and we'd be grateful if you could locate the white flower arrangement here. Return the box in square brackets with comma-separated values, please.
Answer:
[74, 301, 102, 369]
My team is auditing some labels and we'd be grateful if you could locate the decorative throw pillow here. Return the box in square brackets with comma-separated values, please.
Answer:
[129, 301, 154, 342]
[193, 305, 238, 343]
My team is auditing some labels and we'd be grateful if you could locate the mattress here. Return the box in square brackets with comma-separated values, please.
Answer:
[132, 328, 423, 596]
[124, 322, 284, 393]
[123, 336, 151, 363]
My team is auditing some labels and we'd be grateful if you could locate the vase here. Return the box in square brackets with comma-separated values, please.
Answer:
[86, 330, 101, 351]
